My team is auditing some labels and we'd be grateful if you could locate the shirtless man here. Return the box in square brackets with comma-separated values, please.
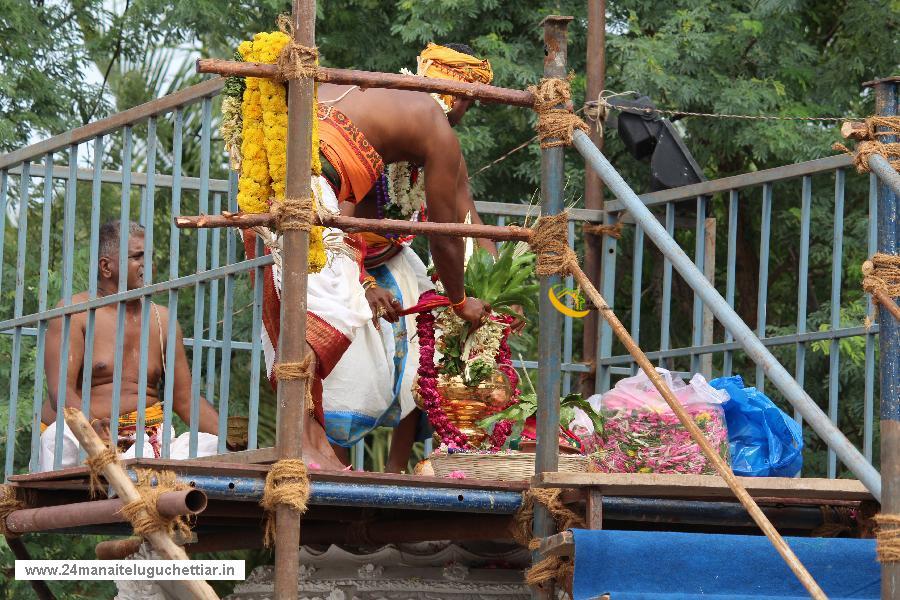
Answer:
[246, 44, 497, 470]
[38, 221, 219, 470]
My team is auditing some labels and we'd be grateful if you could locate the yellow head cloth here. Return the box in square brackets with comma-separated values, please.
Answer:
[416, 43, 493, 109]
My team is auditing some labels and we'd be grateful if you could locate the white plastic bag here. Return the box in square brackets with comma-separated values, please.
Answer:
[569, 369, 730, 475]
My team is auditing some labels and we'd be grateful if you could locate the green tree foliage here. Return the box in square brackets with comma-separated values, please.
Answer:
[0, 1, 897, 596]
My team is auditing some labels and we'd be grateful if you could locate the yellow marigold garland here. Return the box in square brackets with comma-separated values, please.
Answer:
[236, 31, 326, 273]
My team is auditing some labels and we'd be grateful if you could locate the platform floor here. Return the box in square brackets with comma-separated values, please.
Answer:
[6, 457, 877, 548]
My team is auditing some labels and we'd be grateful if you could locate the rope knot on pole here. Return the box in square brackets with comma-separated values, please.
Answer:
[875, 514, 900, 563]
[0, 485, 26, 537]
[530, 212, 579, 277]
[527, 76, 589, 148]
[833, 116, 900, 173]
[512, 488, 583, 595]
[862, 253, 900, 300]
[274, 14, 319, 82]
[273, 353, 316, 412]
[583, 221, 623, 239]
[119, 469, 193, 539]
[86, 447, 119, 497]
[261, 459, 311, 547]
[270, 196, 316, 232]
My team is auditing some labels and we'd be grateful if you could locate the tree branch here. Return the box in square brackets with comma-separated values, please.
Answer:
[83, 0, 131, 125]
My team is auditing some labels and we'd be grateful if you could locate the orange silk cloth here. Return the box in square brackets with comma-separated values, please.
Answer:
[417, 43, 494, 108]
[317, 105, 384, 204]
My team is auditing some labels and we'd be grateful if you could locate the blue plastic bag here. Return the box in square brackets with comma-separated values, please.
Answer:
[709, 375, 803, 477]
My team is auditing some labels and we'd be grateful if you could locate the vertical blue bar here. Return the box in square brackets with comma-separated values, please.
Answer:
[162, 110, 183, 457]
[108, 130, 132, 448]
[659, 203, 675, 368]
[691, 196, 708, 375]
[755, 183, 773, 391]
[629, 223, 644, 376]
[595, 214, 618, 393]
[52, 145, 79, 469]
[0, 169, 8, 306]
[78, 137, 104, 463]
[133, 119, 157, 459]
[205, 193, 222, 414]
[189, 97, 212, 457]
[4, 163, 29, 478]
[562, 219, 574, 396]
[423, 437, 433, 458]
[0, 170, 8, 475]
[217, 172, 238, 454]
[827, 168, 845, 479]
[723, 191, 738, 376]
[864, 172, 878, 462]
[29, 153, 54, 472]
[247, 236, 265, 451]
[795, 176, 812, 427]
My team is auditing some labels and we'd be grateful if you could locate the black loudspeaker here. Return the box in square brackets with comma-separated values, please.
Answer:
[608, 95, 705, 191]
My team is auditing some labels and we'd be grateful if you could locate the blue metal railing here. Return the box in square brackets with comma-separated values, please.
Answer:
[0, 79, 885, 486]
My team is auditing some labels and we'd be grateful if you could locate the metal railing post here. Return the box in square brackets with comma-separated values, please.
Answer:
[533, 14, 572, 600]
[870, 76, 900, 600]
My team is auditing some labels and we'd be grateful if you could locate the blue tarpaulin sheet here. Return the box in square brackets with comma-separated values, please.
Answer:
[571, 529, 879, 600]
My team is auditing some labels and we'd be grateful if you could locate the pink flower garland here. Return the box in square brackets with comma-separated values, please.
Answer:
[416, 307, 519, 451]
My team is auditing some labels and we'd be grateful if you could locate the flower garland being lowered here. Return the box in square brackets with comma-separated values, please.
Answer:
[416, 305, 517, 451]
[225, 30, 326, 273]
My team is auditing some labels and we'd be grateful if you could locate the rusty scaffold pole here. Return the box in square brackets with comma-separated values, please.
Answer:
[867, 76, 900, 600]
[582, 0, 606, 396]
[274, 0, 316, 597]
[532, 15, 573, 600]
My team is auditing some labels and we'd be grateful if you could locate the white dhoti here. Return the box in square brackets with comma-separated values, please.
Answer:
[323, 246, 434, 446]
[38, 421, 218, 472]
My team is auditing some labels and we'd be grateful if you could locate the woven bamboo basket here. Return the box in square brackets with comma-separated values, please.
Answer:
[430, 451, 590, 481]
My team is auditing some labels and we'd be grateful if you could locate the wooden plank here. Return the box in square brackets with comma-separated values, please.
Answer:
[11, 460, 529, 492]
[585, 489, 603, 529]
[189, 447, 277, 465]
[534, 472, 873, 501]
[538, 530, 575, 557]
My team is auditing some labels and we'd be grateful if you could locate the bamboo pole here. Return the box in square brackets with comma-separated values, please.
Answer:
[174, 212, 532, 241]
[272, 1, 316, 597]
[196, 60, 535, 108]
[62, 408, 219, 600]
[566, 268, 827, 600]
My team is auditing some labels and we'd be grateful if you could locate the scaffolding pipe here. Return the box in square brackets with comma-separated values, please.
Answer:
[871, 77, 900, 600]
[571, 129, 883, 501]
[870, 153, 900, 199]
[4, 490, 207, 534]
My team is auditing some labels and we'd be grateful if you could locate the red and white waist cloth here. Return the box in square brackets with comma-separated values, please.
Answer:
[242, 176, 372, 426]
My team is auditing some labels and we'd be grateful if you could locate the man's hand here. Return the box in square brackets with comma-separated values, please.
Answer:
[452, 297, 491, 327]
[509, 304, 526, 335]
[366, 287, 401, 330]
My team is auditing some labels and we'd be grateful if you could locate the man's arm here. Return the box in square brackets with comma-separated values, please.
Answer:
[167, 311, 220, 435]
[44, 303, 84, 415]
[454, 156, 497, 257]
[421, 114, 491, 325]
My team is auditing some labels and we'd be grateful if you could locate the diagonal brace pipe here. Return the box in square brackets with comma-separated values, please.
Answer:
[869, 153, 900, 199]
[572, 129, 883, 501]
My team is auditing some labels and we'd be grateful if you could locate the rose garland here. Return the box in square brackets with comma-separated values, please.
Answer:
[232, 30, 326, 273]
[416, 308, 518, 451]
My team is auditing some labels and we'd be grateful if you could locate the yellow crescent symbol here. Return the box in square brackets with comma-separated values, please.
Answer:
[548, 287, 590, 318]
